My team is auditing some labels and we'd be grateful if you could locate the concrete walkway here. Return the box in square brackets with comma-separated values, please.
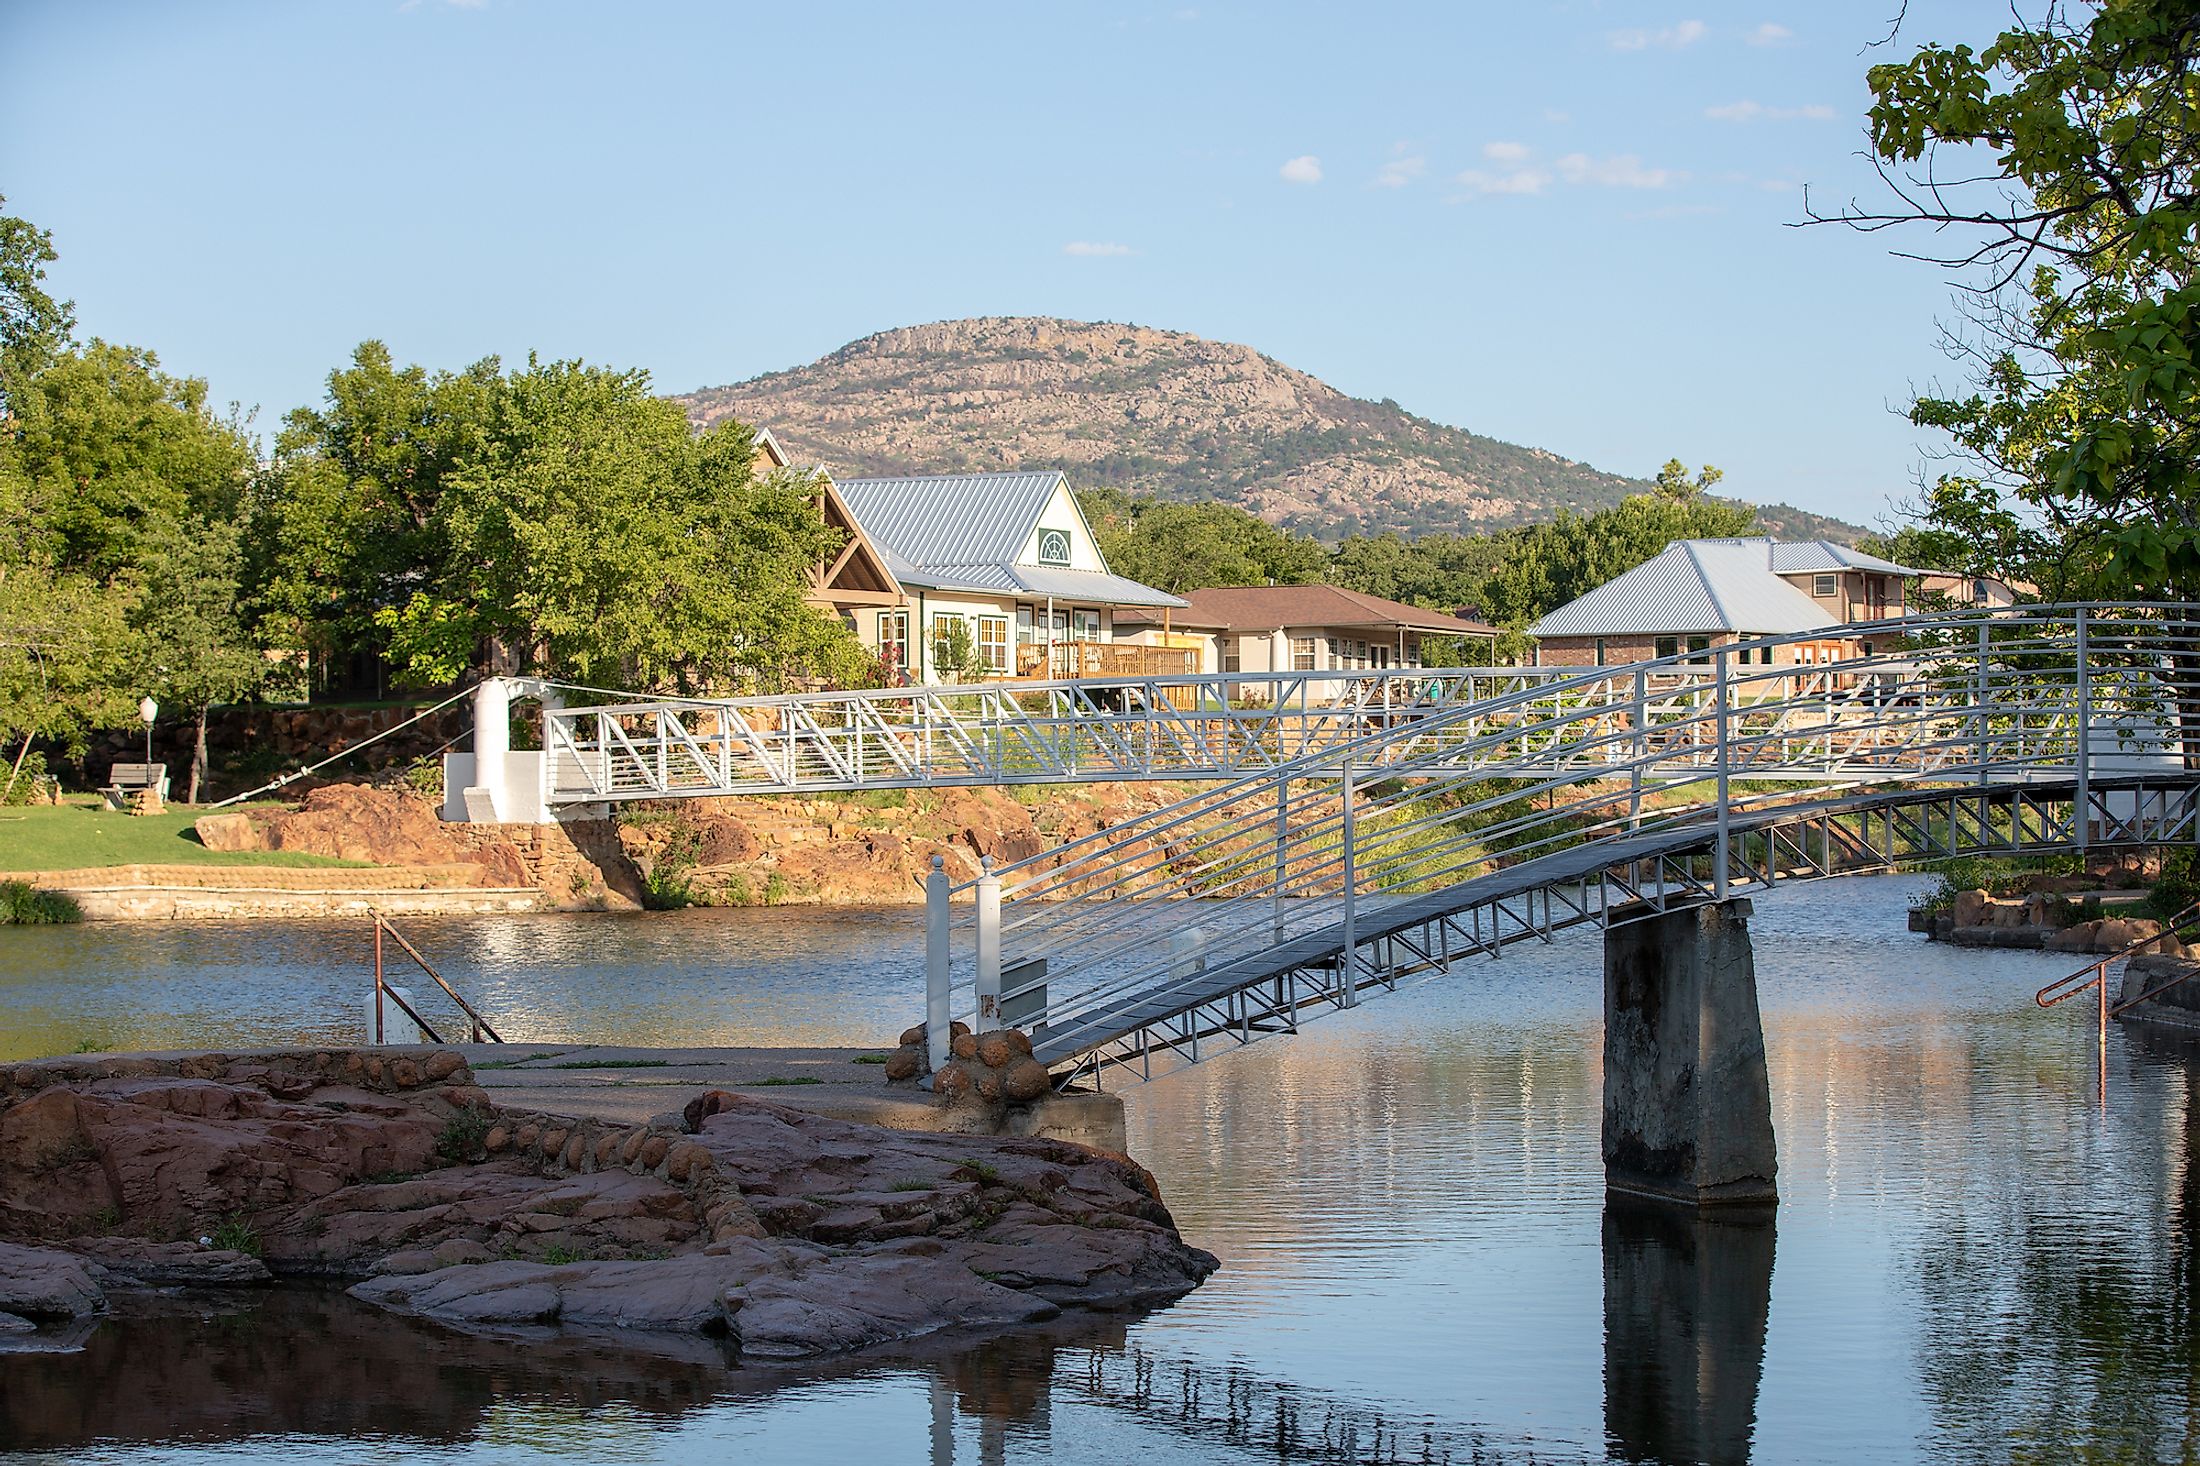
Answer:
[454, 1042, 1128, 1151]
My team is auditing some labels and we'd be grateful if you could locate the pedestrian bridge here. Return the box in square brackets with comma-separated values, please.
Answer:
[890, 606, 2200, 1085]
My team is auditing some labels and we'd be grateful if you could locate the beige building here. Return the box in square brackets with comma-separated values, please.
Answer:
[830, 471, 1190, 684]
[1118, 585, 1499, 697]
[1530, 538, 1926, 669]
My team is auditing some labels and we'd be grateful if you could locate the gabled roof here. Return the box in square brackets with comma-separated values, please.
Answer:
[1121, 585, 1496, 636]
[1531, 540, 1840, 638]
[836, 471, 1187, 609]
[1693, 538, 1928, 577]
[837, 472, 1072, 569]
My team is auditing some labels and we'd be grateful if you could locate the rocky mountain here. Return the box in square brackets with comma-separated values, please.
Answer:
[677, 317, 1858, 543]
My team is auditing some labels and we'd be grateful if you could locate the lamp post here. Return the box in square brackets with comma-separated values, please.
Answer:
[138, 696, 157, 769]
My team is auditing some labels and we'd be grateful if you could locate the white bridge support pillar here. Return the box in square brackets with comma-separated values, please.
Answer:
[462, 676, 513, 823]
[1602, 898, 1778, 1207]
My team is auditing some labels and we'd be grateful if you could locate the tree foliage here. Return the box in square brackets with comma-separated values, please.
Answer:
[1832, 1, 2200, 597]
[1078, 487, 1326, 593]
[344, 354, 867, 692]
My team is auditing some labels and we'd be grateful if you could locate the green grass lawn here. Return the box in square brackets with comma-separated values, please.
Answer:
[0, 800, 367, 872]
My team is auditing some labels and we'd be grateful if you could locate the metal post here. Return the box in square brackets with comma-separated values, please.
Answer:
[2098, 958, 2109, 1111]
[1714, 648, 1731, 901]
[1272, 775, 1290, 943]
[1976, 621, 1991, 785]
[1340, 761, 1358, 1007]
[925, 855, 951, 1073]
[2075, 607, 2092, 851]
[975, 856, 1002, 1030]
[373, 918, 385, 1046]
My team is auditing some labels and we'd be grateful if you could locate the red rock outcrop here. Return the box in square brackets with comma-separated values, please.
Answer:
[0, 1048, 1215, 1360]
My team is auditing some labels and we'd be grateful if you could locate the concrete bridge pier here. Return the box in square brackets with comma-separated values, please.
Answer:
[1602, 898, 1778, 1207]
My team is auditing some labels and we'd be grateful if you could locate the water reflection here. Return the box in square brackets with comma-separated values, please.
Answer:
[12, 879, 2200, 1463]
[1601, 1200, 1774, 1466]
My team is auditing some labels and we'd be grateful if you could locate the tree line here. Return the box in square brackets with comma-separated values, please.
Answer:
[1081, 460, 1754, 652]
[0, 204, 883, 799]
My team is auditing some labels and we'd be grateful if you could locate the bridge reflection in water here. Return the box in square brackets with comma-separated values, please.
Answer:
[0, 1265, 1774, 1466]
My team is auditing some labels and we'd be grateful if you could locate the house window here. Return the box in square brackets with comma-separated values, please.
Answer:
[1685, 635, 1711, 664]
[1594, 638, 1607, 666]
[1292, 637, 1318, 671]
[1071, 608, 1100, 640]
[1655, 636, 1680, 661]
[1223, 641, 1242, 674]
[930, 613, 972, 668]
[877, 610, 908, 672]
[1813, 573, 1837, 598]
[1036, 529, 1072, 567]
[1759, 644, 1776, 665]
[977, 616, 1010, 673]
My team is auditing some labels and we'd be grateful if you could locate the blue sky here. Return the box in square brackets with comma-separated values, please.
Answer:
[2, 1, 2019, 528]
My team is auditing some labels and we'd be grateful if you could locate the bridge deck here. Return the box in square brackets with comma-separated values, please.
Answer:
[1028, 777, 2149, 1068]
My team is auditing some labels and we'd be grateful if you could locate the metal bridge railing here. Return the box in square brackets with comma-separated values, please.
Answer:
[917, 606, 2200, 1076]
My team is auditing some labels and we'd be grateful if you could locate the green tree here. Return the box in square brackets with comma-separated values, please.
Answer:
[1328, 530, 1514, 615]
[370, 354, 864, 692]
[0, 560, 138, 782]
[6, 341, 253, 579]
[138, 514, 265, 801]
[1475, 480, 1755, 626]
[1078, 488, 1325, 593]
[0, 196, 73, 407]
[251, 342, 500, 679]
[1831, 2, 2200, 598]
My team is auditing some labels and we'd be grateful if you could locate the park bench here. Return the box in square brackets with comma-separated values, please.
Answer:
[101, 762, 169, 810]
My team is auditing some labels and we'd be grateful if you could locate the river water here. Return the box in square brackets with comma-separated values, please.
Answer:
[4, 875, 2198, 1464]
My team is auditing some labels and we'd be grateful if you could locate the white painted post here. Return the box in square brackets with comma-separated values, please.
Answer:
[925, 855, 951, 1072]
[468, 675, 511, 822]
[2075, 607, 2092, 850]
[1714, 648, 1731, 901]
[1340, 761, 1358, 1007]
[975, 856, 1002, 1031]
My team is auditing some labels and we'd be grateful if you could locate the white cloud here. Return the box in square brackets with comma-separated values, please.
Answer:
[1482, 140, 1533, 163]
[1543, 108, 1572, 125]
[1373, 155, 1426, 188]
[1062, 241, 1134, 257]
[1279, 154, 1323, 185]
[1746, 22, 1794, 46]
[1705, 99, 1836, 122]
[1454, 166, 1552, 196]
[1556, 152, 1681, 188]
[1608, 19, 1706, 51]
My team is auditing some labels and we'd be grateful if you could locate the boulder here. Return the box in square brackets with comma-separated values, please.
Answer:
[1001, 1059, 1052, 1104]
[975, 1033, 1018, 1069]
[192, 812, 260, 853]
[64, 1238, 270, 1287]
[0, 1242, 105, 1319]
[1950, 889, 1989, 928]
[884, 1047, 923, 1082]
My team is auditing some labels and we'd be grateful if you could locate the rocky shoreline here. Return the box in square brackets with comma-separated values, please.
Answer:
[0, 1047, 1215, 1362]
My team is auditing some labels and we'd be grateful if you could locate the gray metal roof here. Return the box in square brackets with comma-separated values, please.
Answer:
[836, 471, 1186, 608]
[1694, 537, 1927, 577]
[837, 472, 1068, 568]
[1531, 540, 1841, 638]
[899, 562, 1188, 608]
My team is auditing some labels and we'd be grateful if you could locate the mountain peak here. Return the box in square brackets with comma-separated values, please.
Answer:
[679, 317, 1853, 542]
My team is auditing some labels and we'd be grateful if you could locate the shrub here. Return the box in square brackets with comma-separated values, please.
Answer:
[2149, 847, 2200, 925]
[1, 751, 53, 805]
[0, 881, 82, 925]
[435, 1105, 494, 1165]
[207, 1213, 262, 1257]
